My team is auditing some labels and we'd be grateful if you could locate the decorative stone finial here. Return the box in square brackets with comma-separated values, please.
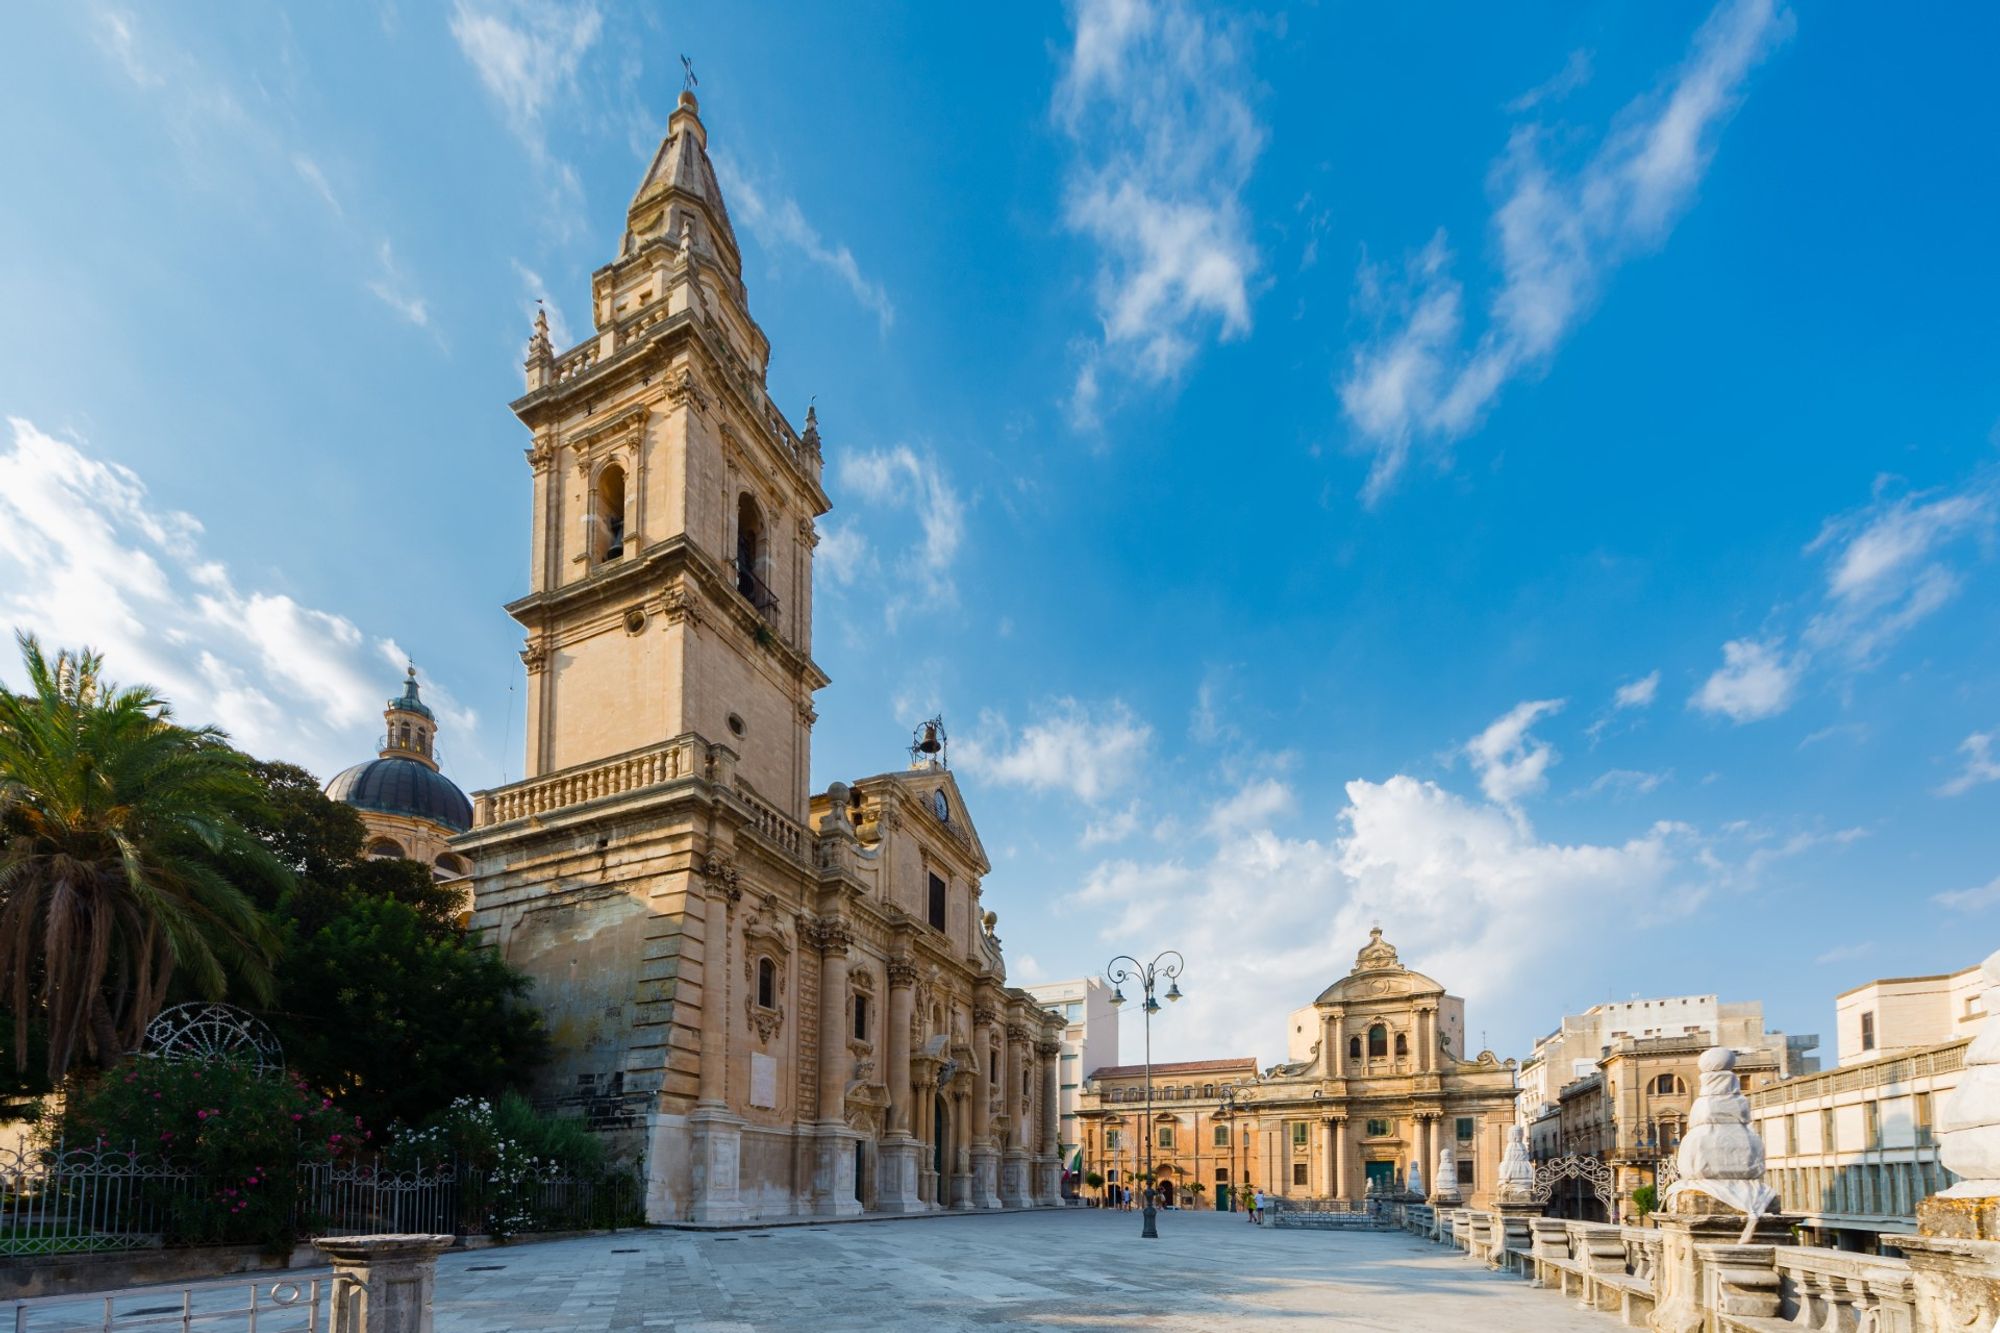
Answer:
[1936, 947, 2000, 1200]
[1498, 1125, 1535, 1203]
[802, 399, 821, 454]
[1407, 1157, 1423, 1199]
[1663, 1046, 1776, 1220]
[1354, 927, 1401, 973]
[525, 300, 553, 368]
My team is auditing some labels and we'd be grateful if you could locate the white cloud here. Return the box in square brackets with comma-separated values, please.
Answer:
[1204, 778, 1295, 836]
[715, 162, 895, 334]
[1805, 484, 1993, 665]
[1341, 0, 1791, 501]
[959, 698, 1152, 804]
[1054, 0, 1264, 423]
[1506, 48, 1594, 114]
[1613, 670, 1661, 710]
[1464, 698, 1565, 807]
[1691, 637, 1799, 722]
[367, 240, 430, 328]
[813, 521, 871, 590]
[1080, 801, 1143, 847]
[1939, 730, 2000, 797]
[831, 445, 963, 624]
[1935, 876, 2000, 913]
[449, 0, 600, 225]
[1068, 773, 1697, 1065]
[0, 419, 470, 781]
[1814, 942, 1872, 966]
[1589, 768, 1668, 797]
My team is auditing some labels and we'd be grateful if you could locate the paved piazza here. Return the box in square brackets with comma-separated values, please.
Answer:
[425, 1210, 1608, 1331]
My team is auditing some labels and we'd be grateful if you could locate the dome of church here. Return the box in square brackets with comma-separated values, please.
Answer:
[325, 755, 473, 833]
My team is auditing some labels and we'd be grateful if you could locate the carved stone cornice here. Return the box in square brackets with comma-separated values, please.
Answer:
[1006, 1023, 1034, 1045]
[699, 854, 742, 899]
[520, 638, 549, 675]
[662, 580, 703, 628]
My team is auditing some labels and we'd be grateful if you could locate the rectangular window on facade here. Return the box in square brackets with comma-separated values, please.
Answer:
[1865, 1102, 1881, 1147]
[1293, 1162, 1309, 1186]
[1861, 1010, 1876, 1051]
[1107, 1130, 1121, 1150]
[1291, 1121, 1309, 1149]
[1456, 1117, 1474, 1142]
[1457, 1158, 1474, 1187]
[1915, 1092, 1934, 1146]
[853, 993, 869, 1042]
[1366, 1118, 1390, 1138]
[1784, 1114, 1797, 1156]
[1214, 1124, 1230, 1147]
[1158, 1126, 1175, 1149]
[1215, 1168, 1229, 1183]
[1822, 1108, 1837, 1153]
[927, 873, 947, 930]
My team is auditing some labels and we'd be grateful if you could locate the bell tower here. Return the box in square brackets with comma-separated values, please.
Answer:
[508, 90, 829, 820]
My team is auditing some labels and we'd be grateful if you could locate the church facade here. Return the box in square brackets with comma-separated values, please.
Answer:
[1077, 930, 1519, 1210]
[451, 91, 1064, 1223]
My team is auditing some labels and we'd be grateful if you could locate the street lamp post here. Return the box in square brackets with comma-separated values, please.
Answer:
[1107, 950, 1185, 1240]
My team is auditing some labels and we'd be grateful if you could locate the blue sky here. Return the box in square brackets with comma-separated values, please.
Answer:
[2, 1, 1996, 1067]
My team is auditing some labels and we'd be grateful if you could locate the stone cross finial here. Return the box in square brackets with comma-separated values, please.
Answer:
[1663, 1046, 1776, 1223]
[1936, 946, 2000, 1200]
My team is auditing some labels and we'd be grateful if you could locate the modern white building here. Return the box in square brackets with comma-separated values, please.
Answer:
[1749, 959, 1984, 1252]
[1516, 993, 1817, 1124]
[1024, 977, 1119, 1177]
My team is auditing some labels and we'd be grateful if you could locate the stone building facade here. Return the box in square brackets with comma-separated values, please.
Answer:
[1077, 930, 1519, 1210]
[1077, 1057, 1257, 1209]
[1022, 977, 1119, 1176]
[453, 91, 1063, 1223]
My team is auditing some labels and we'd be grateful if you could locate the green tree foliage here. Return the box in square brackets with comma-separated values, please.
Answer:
[231, 760, 545, 1130]
[0, 635, 284, 1081]
[1632, 1183, 1659, 1218]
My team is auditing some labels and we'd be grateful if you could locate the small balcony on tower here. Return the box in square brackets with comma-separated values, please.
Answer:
[732, 559, 781, 626]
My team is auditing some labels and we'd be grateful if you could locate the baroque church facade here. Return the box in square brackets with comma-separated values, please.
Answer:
[1078, 930, 1519, 1210]
[448, 91, 1066, 1223]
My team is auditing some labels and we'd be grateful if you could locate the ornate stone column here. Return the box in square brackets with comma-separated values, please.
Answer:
[1329, 1008, 1346, 1078]
[875, 958, 922, 1213]
[1418, 1006, 1434, 1073]
[969, 1004, 1001, 1208]
[811, 917, 861, 1217]
[689, 864, 746, 1223]
[1037, 1037, 1063, 1205]
[1326, 1117, 1345, 1200]
[999, 1020, 1031, 1208]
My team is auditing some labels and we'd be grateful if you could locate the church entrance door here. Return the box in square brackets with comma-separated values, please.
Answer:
[853, 1140, 865, 1204]
[1364, 1160, 1395, 1194]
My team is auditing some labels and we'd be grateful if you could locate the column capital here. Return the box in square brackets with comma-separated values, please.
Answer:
[887, 958, 919, 988]
[811, 915, 853, 955]
[1034, 1039, 1062, 1059]
[973, 1004, 1000, 1029]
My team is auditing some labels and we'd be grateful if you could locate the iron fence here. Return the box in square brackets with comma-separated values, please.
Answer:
[4, 1145, 639, 1257]
[7, 1274, 352, 1333]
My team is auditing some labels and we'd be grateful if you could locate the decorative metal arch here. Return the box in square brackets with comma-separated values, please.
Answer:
[141, 1003, 284, 1075]
[1529, 1155, 1616, 1214]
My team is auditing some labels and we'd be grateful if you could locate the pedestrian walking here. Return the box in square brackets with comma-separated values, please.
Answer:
[1251, 1188, 1264, 1224]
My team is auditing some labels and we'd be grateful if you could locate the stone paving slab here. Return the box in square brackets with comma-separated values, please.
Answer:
[424, 1209, 1620, 1331]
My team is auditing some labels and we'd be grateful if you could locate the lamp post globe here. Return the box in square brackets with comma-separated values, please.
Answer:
[1104, 949, 1185, 1241]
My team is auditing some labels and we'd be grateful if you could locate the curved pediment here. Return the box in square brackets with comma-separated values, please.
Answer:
[1311, 929, 1445, 1005]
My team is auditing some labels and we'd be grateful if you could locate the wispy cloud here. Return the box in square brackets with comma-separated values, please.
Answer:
[715, 162, 895, 334]
[1939, 730, 2000, 797]
[367, 240, 431, 329]
[1054, 0, 1264, 427]
[1614, 670, 1661, 710]
[1693, 472, 1995, 724]
[1506, 48, 1593, 114]
[1814, 942, 1871, 966]
[449, 0, 601, 228]
[830, 445, 964, 625]
[1465, 697, 1565, 808]
[959, 698, 1153, 804]
[1340, 0, 1792, 502]
[510, 258, 571, 348]
[1935, 876, 2000, 913]
[0, 419, 476, 782]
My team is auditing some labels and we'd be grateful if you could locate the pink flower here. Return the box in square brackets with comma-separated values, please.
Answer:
[292, 1114, 302, 1121]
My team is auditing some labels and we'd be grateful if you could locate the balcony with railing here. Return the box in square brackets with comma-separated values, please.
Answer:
[733, 561, 781, 626]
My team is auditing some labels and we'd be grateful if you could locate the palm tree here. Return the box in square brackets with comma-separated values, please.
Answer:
[0, 634, 285, 1081]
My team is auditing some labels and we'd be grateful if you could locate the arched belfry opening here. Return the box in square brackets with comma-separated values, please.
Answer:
[595, 463, 627, 563]
[734, 491, 776, 617]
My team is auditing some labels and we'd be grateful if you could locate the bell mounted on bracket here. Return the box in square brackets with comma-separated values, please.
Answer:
[909, 715, 948, 770]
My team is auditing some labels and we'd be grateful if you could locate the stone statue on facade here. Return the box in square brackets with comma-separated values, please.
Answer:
[1662, 1046, 1775, 1226]
[1497, 1125, 1535, 1203]
[1935, 946, 2000, 1203]
[1432, 1145, 1461, 1204]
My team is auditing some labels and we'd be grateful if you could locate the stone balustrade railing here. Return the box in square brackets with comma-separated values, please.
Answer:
[733, 779, 807, 863]
[474, 736, 703, 827]
[1386, 1206, 1966, 1333]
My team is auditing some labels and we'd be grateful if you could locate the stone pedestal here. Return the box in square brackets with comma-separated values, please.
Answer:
[688, 1108, 748, 1224]
[1918, 1193, 2000, 1241]
[813, 1127, 864, 1218]
[1494, 1203, 1539, 1274]
[970, 1145, 1001, 1209]
[312, 1234, 454, 1333]
[1897, 1235, 2000, 1332]
[950, 1166, 974, 1210]
[1032, 1155, 1060, 1206]
[1650, 1210, 1792, 1333]
[875, 1133, 924, 1214]
[999, 1148, 1029, 1208]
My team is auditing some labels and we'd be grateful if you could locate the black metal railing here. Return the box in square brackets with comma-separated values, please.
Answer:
[733, 563, 781, 625]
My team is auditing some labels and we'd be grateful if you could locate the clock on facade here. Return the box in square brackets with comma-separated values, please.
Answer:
[932, 789, 950, 823]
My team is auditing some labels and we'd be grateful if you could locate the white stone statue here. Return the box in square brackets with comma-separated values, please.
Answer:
[1662, 1046, 1776, 1220]
[1433, 1145, 1461, 1203]
[1407, 1159, 1423, 1198]
[1498, 1125, 1535, 1202]
[1937, 947, 2000, 1198]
